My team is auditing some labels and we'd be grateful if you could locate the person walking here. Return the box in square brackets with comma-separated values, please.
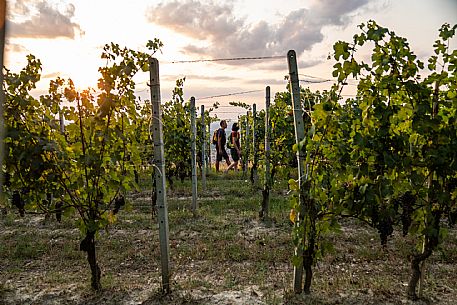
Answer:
[215, 120, 231, 172]
[226, 122, 241, 172]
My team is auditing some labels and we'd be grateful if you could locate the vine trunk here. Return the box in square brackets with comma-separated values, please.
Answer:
[80, 230, 101, 290]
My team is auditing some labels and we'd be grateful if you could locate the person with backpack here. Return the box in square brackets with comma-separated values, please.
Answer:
[225, 122, 241, 172]
[214, 120, 231, 172]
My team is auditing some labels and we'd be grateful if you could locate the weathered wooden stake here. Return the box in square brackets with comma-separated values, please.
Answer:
[288, 50, 307, 293]
[201, 105, 206, 191]
[149, 57, 170, 293]
[190, 97, 198, 212]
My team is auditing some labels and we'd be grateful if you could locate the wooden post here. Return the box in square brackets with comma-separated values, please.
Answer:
[190, 97, 198, 212]
[288, 50, 306, 293]
[149, 57, 170, 293]
[261, 86, 271, 219]
[251, 103, 258, 185]
[201, 105, 206, 191]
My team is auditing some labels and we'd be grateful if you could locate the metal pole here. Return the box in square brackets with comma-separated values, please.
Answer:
[201, 105, 206, 191]
[0, 1, 6, 193]
[59, 110, 65, 134]
[241, 117, 246, 173]
[288, 50, 307, 293]
[149, 57, 170, 293]
[244, 112, 250, 175]
[190, 97, 198, 212]
[207, 122, 211, 173]
[261, 86, 271, 219]
[252, 103, 258, 185]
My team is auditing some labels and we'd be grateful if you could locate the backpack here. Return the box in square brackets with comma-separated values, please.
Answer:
[212, 129, 219, 145]
[227, 131, 234, 149]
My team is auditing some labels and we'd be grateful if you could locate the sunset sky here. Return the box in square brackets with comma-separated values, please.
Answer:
[5, 0, 457, 119]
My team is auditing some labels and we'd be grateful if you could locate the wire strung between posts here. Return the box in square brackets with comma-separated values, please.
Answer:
[298, 74, 333, 84]
[300, 79, 332, 84]
[213, 105, 246, 108]
[298, 73, 359, 86]
[214, 110, 249, 112]
[196, 89, 263, 100]
[167, 55, 286, 64]
[135, 87, 149, 93]
[298, 74, 332, 81]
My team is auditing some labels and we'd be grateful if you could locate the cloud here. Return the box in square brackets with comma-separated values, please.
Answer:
[146, 0, 241, 41]
[146, 0, 371, 62]
[246, 78, 288, 86]
[42, 72, 61, 79]
[5, 41, 27, 53]
[252, 57, 324, 72]
[309, 0, 372, 25]
[8, 0, 83, 39]
[185, 75, 238, 82]
[11, 0, 30, 15]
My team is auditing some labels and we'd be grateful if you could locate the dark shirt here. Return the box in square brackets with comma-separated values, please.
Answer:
[230, 131, 240, 149]
[217, 128, 226, 148]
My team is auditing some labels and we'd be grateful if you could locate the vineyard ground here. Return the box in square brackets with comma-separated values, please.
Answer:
[0, 171, 456, 305]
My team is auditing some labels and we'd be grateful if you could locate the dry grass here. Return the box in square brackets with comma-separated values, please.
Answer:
[0, 172, 456, 304]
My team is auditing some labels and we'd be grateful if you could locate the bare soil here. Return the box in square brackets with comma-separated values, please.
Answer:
[1, 175, 456, 304]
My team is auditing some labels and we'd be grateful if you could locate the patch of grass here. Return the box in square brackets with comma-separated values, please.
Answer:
[102, 271, 116, 289]
[1, 172, 457, 304]
[115, 214, 152, 229]
[263, 293, 284, 305]
[0, 240, 8, 258]
[5, 234, 50, 260]
[223, 274, 239, 289]
[0, 212, 17, 226]
[354, 243, 385, 261]
[45, 270, 68, 284]
[256, 237, 291, 263]
[225, 243, 250, 262]
[53, 239, 82, 261]
[188, 278, 213, 290]
[0, 282, 13, 304]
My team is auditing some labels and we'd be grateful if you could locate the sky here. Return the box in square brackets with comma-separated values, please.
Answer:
[5, 0, 457, 120]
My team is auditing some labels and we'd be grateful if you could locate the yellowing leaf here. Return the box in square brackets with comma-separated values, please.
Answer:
[141, 63, 149, 72]
[292, 143, 298, 152]
[107, 212, 117, 224]
[447, 90, 456, 99]
[289, 179, 299, 191]
[289, 209, 297, 224]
